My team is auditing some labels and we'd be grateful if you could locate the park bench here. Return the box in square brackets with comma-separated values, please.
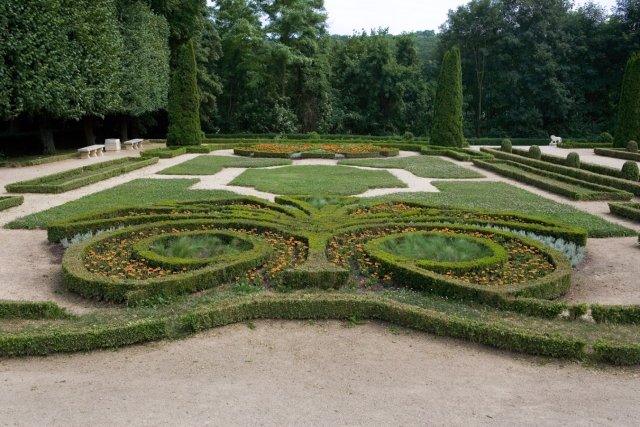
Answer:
[124, 138, 144, 150]
[78, 144, 105, 159]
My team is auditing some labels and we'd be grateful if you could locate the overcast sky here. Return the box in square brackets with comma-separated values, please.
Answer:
[324, 0, 620, 35]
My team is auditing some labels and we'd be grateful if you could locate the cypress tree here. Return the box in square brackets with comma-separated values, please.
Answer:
[167, 39, 201, 146]
[430, 47, 464, 147]
[614, 53, 640, 148]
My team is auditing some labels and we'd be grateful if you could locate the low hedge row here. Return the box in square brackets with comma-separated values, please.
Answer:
[186, 145, 216, 153]
[472, 159, 633, 201]
[608, 202, 640, 222]
[5, 157, 159, 194]
[204, 133, 430, 142]
[557, 142, 613, 149]
[467, 138, 550, 146]
[0, 300, 67, 320]
[0, 195, 23, 211]
[591, 304, 640, 325]
[593, 339, 640, 366]
[594, 148, 640, 162]
[510, 148, 627, 179]
[180, 294, 587, 359]
[140, 147, 187, 158]
[0, 319, 167, 357]
[0, 152, 79, 167]
[481, 148, 640, 195]
[421, 146, 493, 161]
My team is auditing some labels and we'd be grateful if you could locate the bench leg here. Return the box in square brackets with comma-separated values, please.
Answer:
[96, 148, 104, 156]
[89, 149, 96, 158]
[79, 151, 89, 159]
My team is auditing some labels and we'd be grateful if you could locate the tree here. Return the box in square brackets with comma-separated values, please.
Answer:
[431, 47, 464, 147]
[167, 39, 202, 146]
[614, 53, 640, 147]
[116, 0, 171, 141]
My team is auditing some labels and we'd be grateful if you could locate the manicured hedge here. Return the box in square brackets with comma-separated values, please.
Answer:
[510, 147, 624, 178]
[140, 147, 187, 158]
[4, 157, 159, 194]
[558, 142, 613, 149]
[0, 300, 67, 320]
[180, 294, 587, 359]
[472, 159, 633, 201]
[483, 148, 640, 195]
[593, 339, 640, 366]
[186, 145, 216, 153]
[0, 319, 167, 357]
[0, 152, 79, 167]
[591, 304, 640, 324]
[595, 147, 640, 162]
[0, 195, 23, 211]
[205, 134, 430, 142]
[608, 202, 640, 222]
[421, 146, 493, 161]
[467, 138, 550, 146]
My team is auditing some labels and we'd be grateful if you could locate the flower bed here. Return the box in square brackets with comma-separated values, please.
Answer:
[234, 143, 399, 159]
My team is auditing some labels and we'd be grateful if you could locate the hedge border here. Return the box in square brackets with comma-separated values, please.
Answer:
[140, 147, 187, 158]
[557, 142, 613, 149]
[472, 159, 633, 201]
[4, 157, 159, 194]
[0, 152, 79, 168]
[180, 294, 587, 359]
[0, 195, 24, 211]
[594, 148, 640, 162]
[0, 300, 67, 320]
[483, 148, 640, 195]
[591, 304, 640, 325]
[593, 339, 640, 366]
[608, 202, 640, 223]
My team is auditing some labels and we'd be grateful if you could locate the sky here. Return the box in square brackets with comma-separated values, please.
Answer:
[323, 0, 620, 35]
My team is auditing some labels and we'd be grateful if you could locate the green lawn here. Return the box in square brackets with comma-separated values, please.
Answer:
[229, 165, 407, 196]
[6, 179, 237, 229]
[363, 181, 637, 238]
[158, 155, 292, 175]
[338, 155, 485, 179]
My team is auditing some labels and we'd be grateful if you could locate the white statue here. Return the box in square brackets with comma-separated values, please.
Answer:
[550, 135, 562, 145]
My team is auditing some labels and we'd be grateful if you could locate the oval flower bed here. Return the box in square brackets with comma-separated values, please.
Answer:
[234, 143, 399, 159]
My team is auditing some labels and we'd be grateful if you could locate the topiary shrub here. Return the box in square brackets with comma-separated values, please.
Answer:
[566, 152, 580, 168]
[501, 139, 512, 153]
[529, 145, 541, 160]
[430, 47, 464, 147]
[308, 131, 320, 140]
[614, 53, 640, 148]
[596, 132, 614, 144]
[621, 161, 640, 181]
[403, 131, 414, 141]
[627, 141, 638, 153]
[166, 39, 202, 147]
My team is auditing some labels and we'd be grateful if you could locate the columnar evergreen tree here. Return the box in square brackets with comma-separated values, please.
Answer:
[430, 47, 464, 147]
[614, 53, 640, 148]
[167, 39, 202, 146]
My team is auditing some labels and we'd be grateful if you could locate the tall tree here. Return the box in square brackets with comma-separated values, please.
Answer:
[614, 53, 640, 147]
[167, 39, 202, 146]
[431, 47, 464, 147]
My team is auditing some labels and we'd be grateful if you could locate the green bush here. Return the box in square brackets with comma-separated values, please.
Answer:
[166, 39, 201, 147]
[403, 131, 414, 141]
[501, 139, 512, 153]
[430, 47, 464, 147]
[627, 141, 638, 153]
[0, 300, 67, 320]
[0, 195, 24, 211]
[591, 304, 640, 324]
[620, 161, 639, 181]
[308, 131, 320, 140]
[608, 202, 640, 223]
[529, 145, 541, 160]
[593, 339, 640, 366]
[614, 53, 640, 148]
[140, 147, 187, 158]
[566, 152, 580, 168]
[595, 147, 640, 162]
[596, 132, 614, 143]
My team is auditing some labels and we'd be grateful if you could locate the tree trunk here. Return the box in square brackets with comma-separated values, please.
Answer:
[9, 118, 20, 133]
[119, 115, 128, 142]
[84, 116, 96, 146]
[131, 119, 139, 139]
[38, 113, 55, 153]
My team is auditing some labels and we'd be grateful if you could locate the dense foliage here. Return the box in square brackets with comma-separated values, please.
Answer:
[167, 40, 202, 146]
[430, 47, 464, 147]
[614, 53, 640, 147]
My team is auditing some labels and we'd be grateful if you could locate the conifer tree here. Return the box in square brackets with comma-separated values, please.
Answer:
[430, 47, 464, 147]
[614, 53, 640, 148]
[167, 39, 202, 146]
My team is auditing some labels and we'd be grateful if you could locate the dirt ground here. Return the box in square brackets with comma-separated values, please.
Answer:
[1, 148, 640, 425]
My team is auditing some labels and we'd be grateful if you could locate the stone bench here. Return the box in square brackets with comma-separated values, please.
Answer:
[124, 138, 144, 150]
[78, 144, 105, 159]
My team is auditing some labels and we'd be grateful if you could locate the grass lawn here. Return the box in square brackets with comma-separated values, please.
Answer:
[158, 155, 293, 175]
[338, 155, 485, 179]
[6, 179, 237, 229]
[229, 165, 407, 196]
[363, 181, 637, 237]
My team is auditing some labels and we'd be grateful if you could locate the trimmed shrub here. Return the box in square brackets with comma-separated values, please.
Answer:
[529, 145, 541, 160]
[0, 195, 24, 211]
[566, 152, 580, 168]
[308, 131, 320, 140]
[595, 147, 640, 162]
[593, 339, 640, 366]
[430, 47, 464, 147]
[591, 304, 640, 324]
[596, 132, 614, 143]
[166, 39, 201, 147]
[620, 161, 639, 181]
[501, 139, 512, 153]
[609, 202, 640, 223]
[627, 141, 638, 153]
[403, 131, 414, 141]
[614, 53, 640, 148]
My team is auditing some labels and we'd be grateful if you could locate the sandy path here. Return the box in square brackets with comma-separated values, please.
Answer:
[1, 320, 638, 427]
